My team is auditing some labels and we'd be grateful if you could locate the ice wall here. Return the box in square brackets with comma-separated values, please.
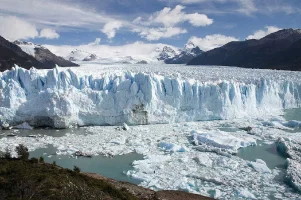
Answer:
[0, 66, 300, 128]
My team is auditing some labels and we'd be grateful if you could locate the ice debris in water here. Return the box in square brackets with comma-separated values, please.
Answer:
[0, 118, 301, 199]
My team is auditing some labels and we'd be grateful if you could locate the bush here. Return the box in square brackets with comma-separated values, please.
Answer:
[39, 156, 44, 163]
[73, 165, 81, 173]
[52, 161, 56, 166]
[15, 144, 29, 160]
[4, 148, 11, 159]
[30, 157, 39, 163]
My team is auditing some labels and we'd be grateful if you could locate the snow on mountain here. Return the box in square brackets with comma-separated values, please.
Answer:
[157, 46, 179, 61]
[44, 42, 178, 64]
[13, 40, 38, 56]
[159, 42, 203, 64]
[13, 40, 78, 68]
[67, 49, 97, 62]
[0, 64, 300, 128]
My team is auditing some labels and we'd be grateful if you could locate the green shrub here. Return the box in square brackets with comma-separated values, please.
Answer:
[39, 156, 44, 163]
[15, 144, 29, 160]
[73, 165, 81, 173]
[52, 161, 56, 166]
[30, 157, 39, 163]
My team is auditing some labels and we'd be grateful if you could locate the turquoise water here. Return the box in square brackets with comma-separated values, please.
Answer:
[30, 145, 144, 185]
[284, 107, 301, 121]
[237, 142, 286, 169]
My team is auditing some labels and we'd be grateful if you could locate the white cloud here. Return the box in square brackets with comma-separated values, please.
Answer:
[0, 0, 130, 31]
[246, 26, 281, 40]
[137, 27, 187, 41]
[188, 34, 239, 51]
[236, 0, 257, 15]
[101, 21, 122, 39]
[0, 16, 39, 41]
[134, 5, 213, 27]
[40, 28, 60, 39]
[88, 38, 101, 46]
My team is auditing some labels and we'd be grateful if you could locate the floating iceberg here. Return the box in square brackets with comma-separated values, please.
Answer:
[0, 66, 300, 128]
[248, 159, 271, 173]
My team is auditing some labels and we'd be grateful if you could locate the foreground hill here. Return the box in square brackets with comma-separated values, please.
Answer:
[0, 36, 78, 72]
[188, 29, 301, 71]
[0, 157, 212, 200]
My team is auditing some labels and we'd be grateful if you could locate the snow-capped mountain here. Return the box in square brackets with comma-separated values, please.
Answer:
[67, 49, 97, 62]
[13, 40, 78, 68]
[157, 46, 178, 61]
[159, 42, 203, 64]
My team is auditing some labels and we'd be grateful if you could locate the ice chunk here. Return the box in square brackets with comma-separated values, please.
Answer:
[236, 188, 256, 199]
[122, 123, 130, 131]
[14, 122, 33, 130]
[193, 154, 213, 167]
[285, 159, 301, 192]
[158, 142, 188, 152]
[248, 159, 271, 173]
[191, 130, 256, 151]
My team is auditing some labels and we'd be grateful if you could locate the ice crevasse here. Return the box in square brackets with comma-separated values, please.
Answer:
[0, 66, 300, 128]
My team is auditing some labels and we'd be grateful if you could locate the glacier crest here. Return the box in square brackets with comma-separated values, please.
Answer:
[0, 66, 300, 128]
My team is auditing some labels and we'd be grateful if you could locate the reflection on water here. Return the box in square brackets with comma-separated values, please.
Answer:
[30, 145, 144, 185]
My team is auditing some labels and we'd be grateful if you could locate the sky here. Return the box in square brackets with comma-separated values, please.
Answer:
[0, 0, 300, 51]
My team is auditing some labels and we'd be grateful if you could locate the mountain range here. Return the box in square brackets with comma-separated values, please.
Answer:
[188, 29, 301, 71]
[1, 28, 301, 72]
[0, 36, 78, 72]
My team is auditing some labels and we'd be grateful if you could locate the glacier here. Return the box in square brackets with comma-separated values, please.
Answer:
[0, 65, 301, 128]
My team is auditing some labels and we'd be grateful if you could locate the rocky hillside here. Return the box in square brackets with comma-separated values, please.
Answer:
[0, 36, 78, 72]
[0, 36, 42, 72]
[0, 156, 213, 200]
[188, 29, 301, 71]
[14, 40, 79, 69]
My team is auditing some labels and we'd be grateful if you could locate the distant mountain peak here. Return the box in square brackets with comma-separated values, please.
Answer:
[158, 42, 203, 64]
[184, 41, 196, 50]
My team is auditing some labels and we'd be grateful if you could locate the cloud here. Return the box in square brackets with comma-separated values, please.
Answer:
[88, 38, 101, 46]
[0, 0, 129, 31]
[246, 26, 281, 40]
[40, 28, 60, 39]
[134, 5, 213, 27]
[101, 21, 122, 39]
[188, 34, 239, 51]
[137, 27, 187, 41]
[236, 0, 257, 15]
[0, 16, 39, 41]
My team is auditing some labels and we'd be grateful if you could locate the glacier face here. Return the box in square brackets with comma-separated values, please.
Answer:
[0, 65, 301, 128]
